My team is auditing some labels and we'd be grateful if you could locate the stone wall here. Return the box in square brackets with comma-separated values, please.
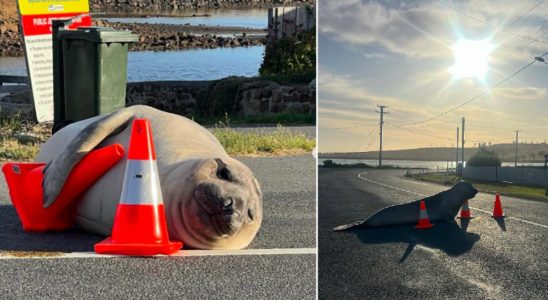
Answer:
[1, 77, 315, 122]
[126, 77, 315, 118]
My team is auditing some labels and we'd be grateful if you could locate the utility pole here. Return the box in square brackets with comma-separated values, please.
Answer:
[515, 130, 521, 167]
[456, 127, 459, 172]
[376, 105, 389, 168]
[461, 117, 465, 174]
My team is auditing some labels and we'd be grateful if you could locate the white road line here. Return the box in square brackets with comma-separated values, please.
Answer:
[415, 244, 438, 255]
[357, 172, 548, 230]
[358, 172, 425, 197]
[0, 248, 317, 260]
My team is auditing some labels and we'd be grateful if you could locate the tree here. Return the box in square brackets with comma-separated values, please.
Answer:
[467, 148, 502, 167]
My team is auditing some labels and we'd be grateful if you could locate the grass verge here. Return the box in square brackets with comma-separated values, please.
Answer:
[195, 113, 315, 126]
[407, 173, 548, 202]
[0, 115, 315, 160]
[0, 114, 48, 162]
[211, 125, 315, 156]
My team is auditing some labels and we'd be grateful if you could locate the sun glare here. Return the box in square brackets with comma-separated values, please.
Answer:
[450, 39, 493, 81]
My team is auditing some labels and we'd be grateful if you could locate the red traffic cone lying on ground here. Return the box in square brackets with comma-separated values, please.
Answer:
[94, 119, 182, 256]
[458, 200, 473, 219]
[2, 144, 124, 232]
[492, 194, 505, 218]
[415, 200, 434, 229]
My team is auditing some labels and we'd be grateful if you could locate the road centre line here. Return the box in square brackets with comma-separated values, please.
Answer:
[0, 248, 317, 260]
[357, 172, 548, 230]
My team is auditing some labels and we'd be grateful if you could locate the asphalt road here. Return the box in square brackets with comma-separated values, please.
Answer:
[214, 125, 316, 139]
[0, 155, 316, 299]
[319, 168, 547, 299]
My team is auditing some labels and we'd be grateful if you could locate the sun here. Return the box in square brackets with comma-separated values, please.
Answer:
[450, 39, 494, 81]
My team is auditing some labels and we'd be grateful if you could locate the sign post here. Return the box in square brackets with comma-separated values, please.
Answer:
[17, 0, 91, 122]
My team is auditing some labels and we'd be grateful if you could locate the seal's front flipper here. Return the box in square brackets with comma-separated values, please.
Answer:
[333, 220, 367, 231]
[42, 110, 134, 207]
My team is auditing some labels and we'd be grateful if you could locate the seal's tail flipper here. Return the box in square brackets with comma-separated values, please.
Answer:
[333, 220, 367, 231]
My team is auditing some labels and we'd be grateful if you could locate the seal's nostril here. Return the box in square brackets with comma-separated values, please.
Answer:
[223, 198, 233, 209]
[247, 208, 254, 221]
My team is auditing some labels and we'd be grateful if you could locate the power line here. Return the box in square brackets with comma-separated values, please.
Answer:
[501, 28, 548, 61]
[525, 131, 548, 139]
[507, 0, 545, 28]
[323, 123, 376, 130]
[385, 122, 453, 141]
[438, 0, 548, 44]
[350, 127, 379, 152]
[391, 51, 548, 127]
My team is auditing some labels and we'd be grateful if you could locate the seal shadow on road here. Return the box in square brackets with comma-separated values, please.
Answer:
[346, 221, 480, 263]
[0, 205, 102, 252]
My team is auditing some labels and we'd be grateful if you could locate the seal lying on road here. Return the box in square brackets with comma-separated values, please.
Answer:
[334, 181, 477, 231]
[37, 105, 263, 249]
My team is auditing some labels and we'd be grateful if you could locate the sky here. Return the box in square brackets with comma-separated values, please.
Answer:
[318, 0, 548, 152]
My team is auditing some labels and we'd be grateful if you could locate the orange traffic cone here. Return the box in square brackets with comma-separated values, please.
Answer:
[415, 200, 434, 229]
[492, 194, 505, 218]
[458, 200, 473, 219]
[2, 144, 125, 232]
[94, 119, 182, 256]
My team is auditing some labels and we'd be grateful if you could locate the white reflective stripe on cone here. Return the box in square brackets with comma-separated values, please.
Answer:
[120, 159, 163, 205]
[420, 208, 429, 219]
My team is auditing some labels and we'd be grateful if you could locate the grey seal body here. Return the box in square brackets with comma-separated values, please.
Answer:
[37, 105, 263, 249]
[334, 182, 478, 231]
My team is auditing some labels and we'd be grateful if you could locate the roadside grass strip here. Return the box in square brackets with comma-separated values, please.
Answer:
[212, 125, 315, 156]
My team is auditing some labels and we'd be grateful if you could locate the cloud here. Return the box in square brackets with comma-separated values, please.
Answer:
[318, 0, 548, 151]
[319, 0, 548, 62]
[492, 87, 546, 100]
[319, 0, 453, 58]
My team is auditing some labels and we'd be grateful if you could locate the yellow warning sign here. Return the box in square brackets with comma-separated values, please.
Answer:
[18, 0, 89, 15]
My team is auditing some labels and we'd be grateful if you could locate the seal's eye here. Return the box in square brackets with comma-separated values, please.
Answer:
[218, 167, 231, 181]
[214, 159, 232, 181]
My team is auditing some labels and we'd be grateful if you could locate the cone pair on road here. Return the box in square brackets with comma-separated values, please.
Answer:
[415, 200, 434, 229]
[2, 144, 124, 232]
[94, 119, 182, 256]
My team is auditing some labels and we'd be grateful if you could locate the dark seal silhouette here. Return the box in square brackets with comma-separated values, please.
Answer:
[334, 181, 478, 231]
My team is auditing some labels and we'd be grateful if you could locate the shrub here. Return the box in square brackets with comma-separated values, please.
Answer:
[259, 28, 316, 78]
[323, 159, 336, 167]
[467, 148, 502, 167]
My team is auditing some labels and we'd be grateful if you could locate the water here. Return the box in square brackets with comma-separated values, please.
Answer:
[101, 9, 268, 29]
[127, 47, 264, 81]
[0, 46, 265, 82]
[319, 158, 545, 169]
[0, 57, 28, 76]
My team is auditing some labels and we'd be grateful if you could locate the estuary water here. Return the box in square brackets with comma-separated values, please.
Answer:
[100, 9, 268, 29]
[0, 46, 265, 82]
[318, 158, 544, 169]
[0, 9, 266, 81]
